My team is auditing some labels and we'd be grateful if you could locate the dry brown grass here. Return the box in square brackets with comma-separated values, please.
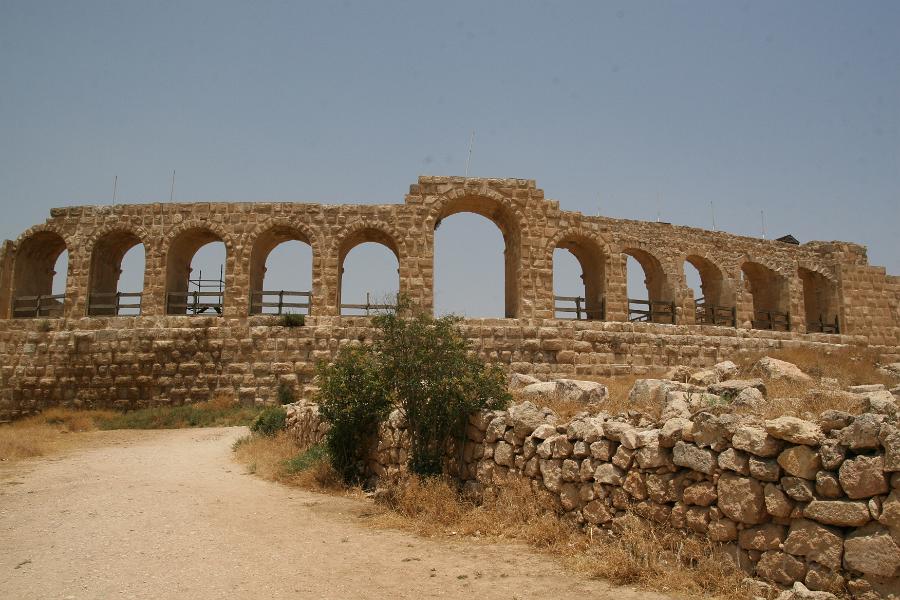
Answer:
[372, 475, 747, 599]
[231, 432, 345, 492]
[235, 434, 750, 600]
[515, 372, 660, 420]
[0, 408, 119, 462]
[733, 346, 895, 419]
[736, 346, 893, 388]
[1, 395, 262, 464]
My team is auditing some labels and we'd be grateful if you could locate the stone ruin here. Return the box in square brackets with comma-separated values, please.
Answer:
[0, 176, 898, 420]
[286, 358, 900, 599]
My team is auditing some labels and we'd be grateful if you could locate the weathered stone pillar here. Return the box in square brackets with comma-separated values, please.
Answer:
[64, 244, 89, 318]
[140, 243, 167, 317]
[224, 242, 248, 319]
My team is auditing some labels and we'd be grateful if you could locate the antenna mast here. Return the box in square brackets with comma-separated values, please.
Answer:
[112, 175, 118, 203]
[761, 209, 767, 239]
[464, 130, 475, 178]
[710, 200, 716, 230]
[170, 170, 176, 202]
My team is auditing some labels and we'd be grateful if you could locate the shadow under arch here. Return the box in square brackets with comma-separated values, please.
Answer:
[88, 229, 145, 316]
[336, 225, 400, 312]
[684, 254, 733, 326]
[12, 229, 69, 317]
[741, 260, 790, 330]
[432, 191, 522, 318]
[164, 226, 228, 315]
[553, 232, 608, 320]
[798, 265, 839, 333]
[623, 246, 674, 323]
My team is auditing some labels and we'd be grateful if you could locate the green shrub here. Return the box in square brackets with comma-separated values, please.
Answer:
[280, 313, 305, 327]
[284, 443, 329, 474]
[277, 382, 296, 405]
[250, 406, 287, 436]
[372, 311, 510, 476]
[317, 346, 391, 483]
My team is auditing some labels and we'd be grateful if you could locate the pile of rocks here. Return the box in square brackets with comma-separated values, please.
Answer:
[286, 357, 900, 599]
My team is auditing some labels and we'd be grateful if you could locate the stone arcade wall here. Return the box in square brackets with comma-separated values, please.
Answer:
[2, 176, 898, 336]
[285, 395, 900, 598]
[1, 176, 898, 420]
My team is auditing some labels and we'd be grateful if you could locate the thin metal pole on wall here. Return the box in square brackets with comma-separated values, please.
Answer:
[464, 129, 475, 178]
[112, 175, 118, 203]
[170, 170, 176, 203]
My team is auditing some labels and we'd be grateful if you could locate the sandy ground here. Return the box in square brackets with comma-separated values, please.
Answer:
[0, 427, 670, 600]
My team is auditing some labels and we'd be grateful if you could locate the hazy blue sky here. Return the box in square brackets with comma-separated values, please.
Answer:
[2, 1, 897, 316]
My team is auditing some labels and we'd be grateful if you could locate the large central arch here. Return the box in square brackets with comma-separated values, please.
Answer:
[248, 224, 314, 315]
[431, 191, 522, 318]
[336, 225, 400, 313]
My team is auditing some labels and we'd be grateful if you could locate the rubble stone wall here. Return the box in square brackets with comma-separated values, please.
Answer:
[285, 396, 900, 598]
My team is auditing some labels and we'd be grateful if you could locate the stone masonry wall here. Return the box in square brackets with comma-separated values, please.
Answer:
[2, 314, 896, 422]
[285, 380, 900, 599]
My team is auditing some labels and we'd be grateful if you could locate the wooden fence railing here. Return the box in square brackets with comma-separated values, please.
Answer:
[752, 309, 791, 331]
[695, 297, 736, 327]
[553, 295, 605, 320]
[807, 315, 840, 334]
[166, 291, 224, 315]
[628, 299, 676, 324]
[250, 290, 311, 315]
[88, 292, 142, 316]
[340, 292, 398, 316]
[12, 294, 65, 318]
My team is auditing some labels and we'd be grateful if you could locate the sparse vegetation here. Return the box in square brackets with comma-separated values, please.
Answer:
[276, 381, 296, 405]
[249, 406, 287, 436]
[0, 394, 262, 463]
[280, 313, 305, 327]
[233, 437, 748, 600]
[232, 432, 343, 491]
[735, 346, 895, 418]
[373, 475, 746, 598]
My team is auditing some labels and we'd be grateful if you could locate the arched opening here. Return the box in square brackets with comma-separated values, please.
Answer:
[433, 195, 520, 318]
[249, 227, 313, 315]
[741, 261, 789, 330]
[338, 228, 399, 315]
[434, 213, 505, 317]
[88, 230, 145, 316]
[553, 236, 606, 320]
[625, 248, 674, 324]
[799, 267, 839, 333]
[13, 231, 68, 318]
[165, 228, 227, 315]
[684, 255, 733, 326]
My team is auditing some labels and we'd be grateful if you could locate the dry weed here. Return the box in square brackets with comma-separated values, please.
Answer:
[733, 346, 893, 418]
[231, 432, 345, 492]
[371, 474, 746, 599]
[514, 373, 661, 420]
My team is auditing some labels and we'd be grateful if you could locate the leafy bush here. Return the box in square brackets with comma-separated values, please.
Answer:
[372, 311, 509, 476]
[280, 313, 305, 327]
[250, 406, 287, 436]
[277, 381, 296, 405]
[317, 346, 391, 483]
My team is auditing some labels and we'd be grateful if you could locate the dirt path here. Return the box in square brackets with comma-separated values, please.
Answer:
[0, 427, 669, 600]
